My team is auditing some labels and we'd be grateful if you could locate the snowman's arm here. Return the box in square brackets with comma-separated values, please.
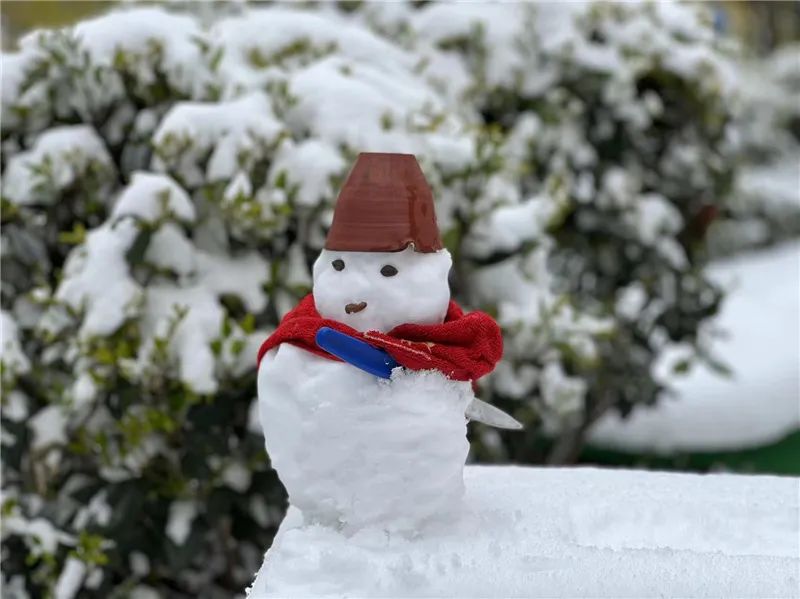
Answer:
[466, 398, 523, 430]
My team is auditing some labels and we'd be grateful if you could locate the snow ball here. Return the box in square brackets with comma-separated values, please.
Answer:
[259, 347, 473, 533]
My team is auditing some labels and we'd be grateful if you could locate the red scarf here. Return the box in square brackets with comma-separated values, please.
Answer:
[257, 294, 503, 382]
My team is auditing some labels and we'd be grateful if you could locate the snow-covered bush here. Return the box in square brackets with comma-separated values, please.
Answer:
[708, 44, 800, 256]
[2, 3, 740, 596]
[357, 2, 742, 460]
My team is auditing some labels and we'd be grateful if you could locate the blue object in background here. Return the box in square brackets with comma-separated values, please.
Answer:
[315, 326, 400, 379]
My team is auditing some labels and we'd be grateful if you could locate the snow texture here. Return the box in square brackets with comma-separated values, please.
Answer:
[259, 348, 472, 534]
[53, 557, 86, 599]
[73, 7, 210, 97]
[2, 125, 113, 205]
[166, 500, 198, 546]
[312, 248, 452, 333]
[1, 310, 31, 380]
[152, 93, 284, 184]
[211, 8, 413, 94]
[249, 465, 799, 598]
[111, 172, 196, 224]
[49, 220, 143, 340]
[592, 241, 800, 452]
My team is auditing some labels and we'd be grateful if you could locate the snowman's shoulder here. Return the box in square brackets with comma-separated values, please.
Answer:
[258, 343, 332, 372]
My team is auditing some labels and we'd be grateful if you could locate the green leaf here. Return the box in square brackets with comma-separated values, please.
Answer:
[125, 226, 152, 266]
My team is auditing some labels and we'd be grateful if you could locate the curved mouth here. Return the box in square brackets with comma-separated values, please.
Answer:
[345, 302, 367, 314]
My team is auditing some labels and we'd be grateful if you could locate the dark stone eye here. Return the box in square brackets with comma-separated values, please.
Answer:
[332, 259, 345, 271]
[380, 265, 398, 277]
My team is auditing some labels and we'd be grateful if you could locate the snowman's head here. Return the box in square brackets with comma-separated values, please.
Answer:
[312, 247, 452, 332]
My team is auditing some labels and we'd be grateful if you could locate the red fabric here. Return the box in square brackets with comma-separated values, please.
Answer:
[257, 294, 502, 382]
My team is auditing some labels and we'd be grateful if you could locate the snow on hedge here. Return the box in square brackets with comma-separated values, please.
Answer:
[250, 465, 799, 598]
[3, 125, 114, 205]
[591, 241, 800, 452]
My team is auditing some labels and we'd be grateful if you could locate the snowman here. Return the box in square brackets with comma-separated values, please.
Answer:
[257, 153, 517, 533]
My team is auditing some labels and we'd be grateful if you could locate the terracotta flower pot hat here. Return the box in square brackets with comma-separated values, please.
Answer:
[325, 152, 443, 253]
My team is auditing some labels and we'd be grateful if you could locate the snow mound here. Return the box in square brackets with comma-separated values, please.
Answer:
[250, 465, 799, 598]
[591, 242, 800, 452]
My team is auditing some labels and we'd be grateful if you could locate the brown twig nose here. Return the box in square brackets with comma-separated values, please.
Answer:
[345, 302, 367, 314]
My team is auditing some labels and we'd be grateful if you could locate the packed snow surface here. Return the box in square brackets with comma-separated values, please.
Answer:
[259, 349, 472, 533]
[250, 465, 799, 598]
[592, 242, 800, 452]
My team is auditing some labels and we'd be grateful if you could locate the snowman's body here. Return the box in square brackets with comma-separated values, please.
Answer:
[258, 247, 473, 532]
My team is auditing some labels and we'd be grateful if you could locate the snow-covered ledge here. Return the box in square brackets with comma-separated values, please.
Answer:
[249, 466, 798, 597]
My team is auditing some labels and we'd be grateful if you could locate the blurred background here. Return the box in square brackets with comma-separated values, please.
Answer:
[1, 1, 798, 597]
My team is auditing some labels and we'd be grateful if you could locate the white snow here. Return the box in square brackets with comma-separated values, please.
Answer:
[2, 125, 113, 205]
[166, 500, 197, 545]
[221, 461, 252, 493]
[539, 361, 587, 423]
[2, 515, 74, 557]
[627, 193, 684, 246]
[464, 195, 556, 259]
[591, 242, 800, 452]
[269, 139, 346, 208]
[111, 172, 196, 224]
[53, 557, 86, 599]
[259, 349, 472, 533]
[194, 250, 269, 315]
[285, 55, 444, 154]
[133, 244, 269, 394]
[312, 248, 452, 333]
[137, 285, 223, 395]
[1, 310, 31, 379]
[29, 405, 68, 456]
[250, 465, 799, 598]
[736, 157, 800, 213]
[72, 491, 112, 530]
[3, 390, 29, 422]
[412, 3, 529, 91]
[50, 220, 143, 339]
[471, 246, 611, 417]
[1, 51, 39, 129]
[211, 8, 413, 93]
[73, 7, 210, 97]
[143, 224, 196, 276]
[152, 93, 284, 184]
